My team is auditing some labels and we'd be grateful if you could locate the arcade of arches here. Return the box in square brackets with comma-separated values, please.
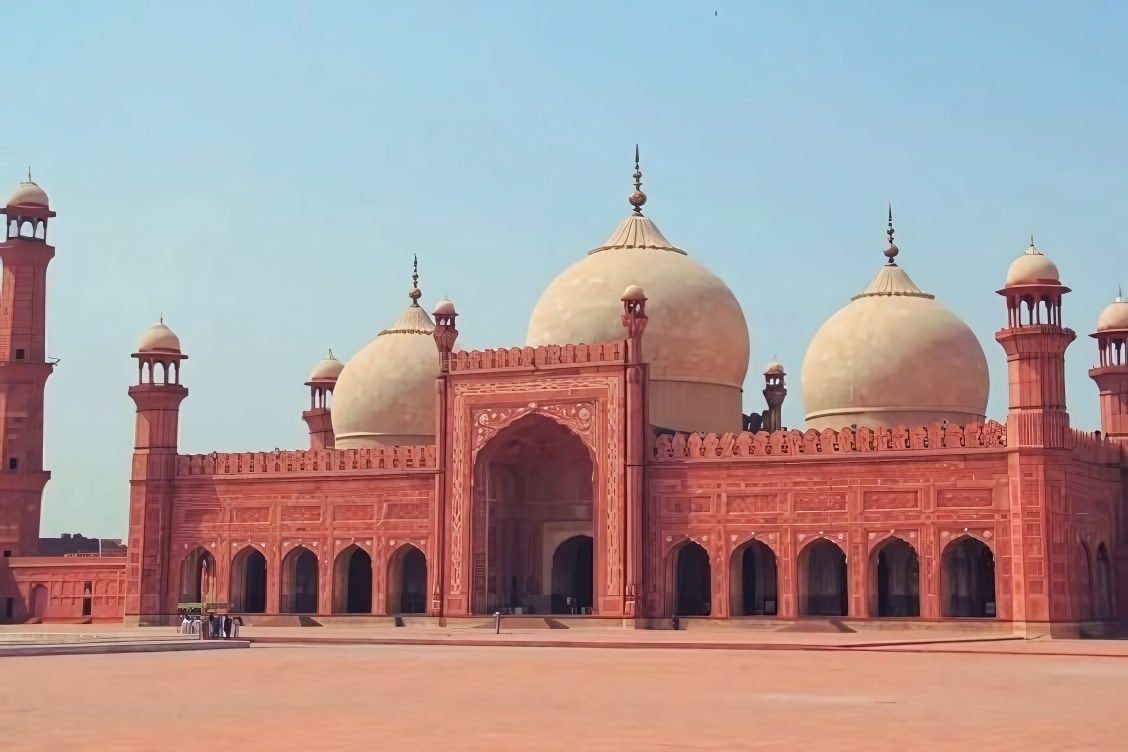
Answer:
[472, 414, 595, 615]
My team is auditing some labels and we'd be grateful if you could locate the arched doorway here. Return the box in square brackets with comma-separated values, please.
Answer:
[30, 584, 48, 621]
[799, 539, 847, 617]
[729, 540, 777, 616]
[869, 538, 920, 617]
[472, 414, 595, 615]
[551, 535, 594, 614]
[942, 537, 996, 617]
[179, 546, 216, 605]
[281, 546, 319, 614]
[387, 545, 427, 614]
[672, 542, 711, 616]
[1095, 543, 1114, 620]
[1076, 539, 1093, 621]
[333, 545, 372, 614]
[230, 547, 267, 613]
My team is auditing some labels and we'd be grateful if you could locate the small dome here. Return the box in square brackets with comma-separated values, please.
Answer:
[433, 297, 456, 316]
[7, 180, 48, 209]
[1097, 295, 1128, 332]
[1006, 242, 1060, 286]
[621, 285, 647, 301]
[308, 350, 344, 382]
[137, 321, 181, 353]
[764, 361, 785, 376]
[801, 244, 988, 430]
[332, 291, 447, 447]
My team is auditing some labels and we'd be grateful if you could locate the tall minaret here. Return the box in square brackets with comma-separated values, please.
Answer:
[1088, 292, 1128, 440]
[0, 177, 57, 556]
[125, 320, 188, 625]
[762, 361, 787, 433]
[303, 351, 343, 449]
[995, 239, 1075, 632]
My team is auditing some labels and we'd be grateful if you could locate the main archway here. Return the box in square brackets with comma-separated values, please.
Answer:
[799, 539, 847, 617]
[281, 546, 319, 614]
[230, 546, 267, 613]
[869, 538, 920, 617]
[471, 414, 595, 615]
[941, 537, 995, 618]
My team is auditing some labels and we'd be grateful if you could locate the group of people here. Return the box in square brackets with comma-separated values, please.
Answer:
[179, 612, 242, 639]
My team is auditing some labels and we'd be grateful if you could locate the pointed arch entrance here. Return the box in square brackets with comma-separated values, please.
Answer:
[333, 545, 372, 614]
[941, 537, 995, 618]
[472, 414, 594, 615]
[799, 539, 847, 617]
[387, 544, 427, 614]
[729, 540, 777, 616]
[230, 546, 267, 613]
[869, 537, 920, 617]
[551, 535, 594, 614]
[281, 546, 319, 614]
[179, 546, 216, 605]
[1095, 543, 1114, 620]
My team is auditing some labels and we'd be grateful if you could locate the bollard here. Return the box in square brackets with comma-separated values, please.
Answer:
[495, 611, 501, 634]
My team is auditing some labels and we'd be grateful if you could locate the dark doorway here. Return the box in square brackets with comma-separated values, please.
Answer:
[1095, 544, 1114, 620]
[871, 538, 920, 617]
[282, 546, 319, 614]
[231, 547, 267, 613]
[346, 548, 372, 614]
[801, 539, 848, 616]
[551, 535, 594, 614]
[942, 537, 995, 617]
[674, 542, 711, 616]
[732, 541, 777, 616]
[393, 547, 427, 614]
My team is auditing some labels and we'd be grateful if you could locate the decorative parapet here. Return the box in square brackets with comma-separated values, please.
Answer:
[450, 343, 623, 372]
[1069, 428, 1123, 465]
[176, 446, 437, 477]
[653, 421, 1007, 461]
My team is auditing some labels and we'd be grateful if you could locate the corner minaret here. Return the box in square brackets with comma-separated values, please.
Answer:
[1088, 291, 1128, 440]
[620, 285, 649, 618]
[303, 351, 343, 449]
[125, 320, 188, 625]
[995, 239, 1075, 448]
[762, 361, 787, 433]
[0, 177, 57, 556]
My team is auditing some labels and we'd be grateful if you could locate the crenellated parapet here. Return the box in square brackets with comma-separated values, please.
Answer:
[1069, 428, 1123, 465]
[450, 343, 623, 372]
[176, 445, 437, 476]
[653, 420, 1008, 461]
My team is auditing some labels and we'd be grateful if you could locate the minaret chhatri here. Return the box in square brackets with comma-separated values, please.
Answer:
[1088, 289, 1128, 440]
[125, 319, 188, 624]
[0, 175, 57, 557]
[303, 350, 343, 449]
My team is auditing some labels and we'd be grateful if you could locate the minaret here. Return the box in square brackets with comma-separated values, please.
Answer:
[995, 239, 1075, 632]
[431, 294, 458, 616]
[621, 284, 649, 618]
[125, 320, 188, 625]
[0, 177, 57, 556]
[303, 351, 343, 449]
[1088, 291, 1128, 440]
[762, 362, 787, 433]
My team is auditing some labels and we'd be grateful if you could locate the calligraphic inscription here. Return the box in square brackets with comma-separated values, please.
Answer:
[233, 507, 270, 523]
[281, 505, 321, 522]
[863, 491, 919, 511]
[385, 502, 429, 520]
[794, 492, 847, 512]
[334, 505, 375, 521]
[728, 494, 778, 514]
[936, 489, 993, 508]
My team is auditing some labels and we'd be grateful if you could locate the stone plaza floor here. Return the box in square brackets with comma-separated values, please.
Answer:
[2, 629, 1128, 750]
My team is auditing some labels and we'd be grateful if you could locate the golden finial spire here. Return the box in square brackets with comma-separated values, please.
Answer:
[883, 204, 899, 264]
[409, 255, 422, 304]
[629, 144, 647, 216]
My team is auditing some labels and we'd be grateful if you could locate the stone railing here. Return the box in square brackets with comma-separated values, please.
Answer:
[450, 343, 623, 372]
[1070, 428, 1123, 465]
[653, 421, 1007, 461]
[176, 446, 437, 476]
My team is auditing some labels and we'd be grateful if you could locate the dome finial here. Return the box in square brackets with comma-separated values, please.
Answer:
[1026, 235, 1040, 255]
[629, 144, 646, 216]
[409, 254, 422, 304]
[883, 204, 899, 264]
[27, 167, 31, 183]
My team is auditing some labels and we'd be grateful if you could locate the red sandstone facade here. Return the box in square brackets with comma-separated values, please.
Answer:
[3, 184, 1127, 638]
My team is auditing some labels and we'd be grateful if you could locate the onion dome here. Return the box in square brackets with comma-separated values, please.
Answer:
[308, 350, 344, 382]
[1097, 291, 1128, 332]
[332, 270, 448, 447]
[137, 320, 181, 353]
[1005, 239, 1060, 286]
[7, 179, 49, 209]
[433, 297, 456, 316]
[526, 151, 750, 434]
[764, 361, 785, 376]
[801, 211, 988, 430]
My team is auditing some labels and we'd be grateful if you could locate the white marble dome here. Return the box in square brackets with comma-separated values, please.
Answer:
[137, 321, 181, 353]
[1097, 295, 1128, 332]
[527, 211, 750, 434]
[1006, 242, 1059, 286]
[332, 290, 445, 447]
[7, 180, 48, 208]
[801, 258, 989, 431]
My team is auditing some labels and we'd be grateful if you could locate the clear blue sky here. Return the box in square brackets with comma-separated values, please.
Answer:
[3, 2, 1126, 537]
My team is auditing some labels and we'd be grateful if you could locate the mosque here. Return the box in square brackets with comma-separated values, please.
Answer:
[1, 156, 1126, 636]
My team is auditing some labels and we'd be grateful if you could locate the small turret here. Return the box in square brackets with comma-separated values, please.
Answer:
[1089, 291, 1128, 440]
[762, 362, 787, 433]
[303, 350, 343, 449]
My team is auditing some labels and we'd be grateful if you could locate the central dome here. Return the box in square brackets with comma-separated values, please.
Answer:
[801, 222, 989, 430]
[527, 181, 750, 433]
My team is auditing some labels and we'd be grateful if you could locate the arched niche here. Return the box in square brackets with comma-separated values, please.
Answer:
[179, 546, 216, 605]
[798, 538, 847, 617]
[333, 544, 372, 614]
[230, 545, 267, 613]
[941, 536, 996, 618]
[729, 538, 777, 616]
[281, 545, 319, 614]
[387, 543, 427, 615]
[868, 536, 920, 617]
[668, 540, 711, 617]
